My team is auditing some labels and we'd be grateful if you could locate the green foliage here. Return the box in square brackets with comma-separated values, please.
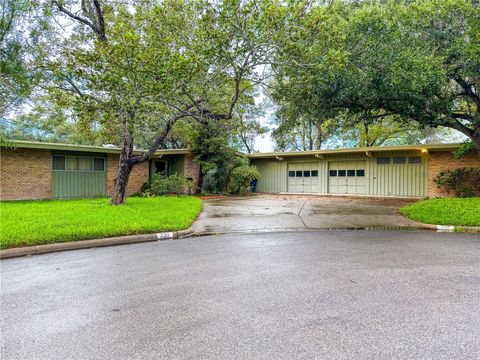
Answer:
[400, 198, 480, 226]
[270, 0, 480, 152]
[454, 142, 476, 159]
[229, 157, 260, 195]
[143, 174, 192, 196]
[0, 196, 202, 249]
[433, 168, 480, 198]
[0, 0, 44, 118]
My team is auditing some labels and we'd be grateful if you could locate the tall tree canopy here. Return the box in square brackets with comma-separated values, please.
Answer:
[39, 0, 278, 203]
[270, 0, 480, 153]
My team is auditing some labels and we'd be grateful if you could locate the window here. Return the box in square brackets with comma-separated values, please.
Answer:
[409, 157, 421, 164]
[377, 157, 390, 165]
[52, 156, 65, 170]
[356, 169, 365, 177]
[93, 158, 105, 171]
[77, 157, 92, 170]
[393, 157, 406, 164]
[155, 161, 167, 175]
[347, 169, 355, 177]
[311, 170, 318, 177]
[329, 170, 337, 177]
[53, 155, 104, 171]
[303, 170, 311, 177]
[338, 170, 346, 177]
[288, 171, 295, 177]
[295, 171, 302, 177]
[66, 157, 78, 170]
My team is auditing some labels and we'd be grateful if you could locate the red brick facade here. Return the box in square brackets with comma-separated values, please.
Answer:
[428, 151, 480, 197]
[0, 148, 52, 200]
[106, 154, 150, 196]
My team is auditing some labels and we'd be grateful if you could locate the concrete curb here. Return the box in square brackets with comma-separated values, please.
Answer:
[0, 229, 195, 260]
[417, 223, 480, 233]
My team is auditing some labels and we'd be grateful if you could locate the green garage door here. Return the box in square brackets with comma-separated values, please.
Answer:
[328, 161, 366, 195]
[52, 153, 106, 198]
[287, 163, 319, 193]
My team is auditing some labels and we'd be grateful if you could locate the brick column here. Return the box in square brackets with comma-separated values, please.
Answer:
[183, 154, 200, 193]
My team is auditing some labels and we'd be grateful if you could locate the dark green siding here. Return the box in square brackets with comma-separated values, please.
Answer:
[52, 171, 106, 198]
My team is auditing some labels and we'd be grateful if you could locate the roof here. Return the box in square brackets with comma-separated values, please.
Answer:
[1, 139, 464, 158]
[248, 143, 463, 159]
[1, 140, 190, 156]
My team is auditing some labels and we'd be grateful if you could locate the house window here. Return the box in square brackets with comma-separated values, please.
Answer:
[329, 170, 337, 177]
[338, 170, 346, 177]
[377, 157, 390, 165]
[347, 169, 355, 177]
[52, 156, 65, 170]
[303, 170, 311, 177]
[409, 157, 421, 164]
[154, 161, 167, 176]
[356, 169, 365, 177]
[93, 158, 105, 171]
[311, 170, 318, 177]
[53, 155, 105, 171]
[288, 171, 295, 177]
[393, 157, 406, 164]
[295, 171, 302, 177]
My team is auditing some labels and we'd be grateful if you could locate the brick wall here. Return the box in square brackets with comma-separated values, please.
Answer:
[106, 154, 150, 196]
[428, 151, 480, 197]
[0, 148, 53, 200]
[183, 154, 200, 193]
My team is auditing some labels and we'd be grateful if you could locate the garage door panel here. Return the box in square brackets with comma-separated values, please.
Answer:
[328, 160, 366, 195]
[288, 163, 320, 193]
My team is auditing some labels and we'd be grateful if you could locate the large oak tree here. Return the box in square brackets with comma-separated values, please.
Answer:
[47, 0, 276, 204]
[271, 0, 480, 153]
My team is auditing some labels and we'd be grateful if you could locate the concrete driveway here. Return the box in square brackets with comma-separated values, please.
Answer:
[2, 231, 479, 359]
[192, 194, 422, 234]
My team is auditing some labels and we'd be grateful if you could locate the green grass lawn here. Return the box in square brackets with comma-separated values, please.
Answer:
[400, 197, 480, 226]
[0, 196, 202, 249]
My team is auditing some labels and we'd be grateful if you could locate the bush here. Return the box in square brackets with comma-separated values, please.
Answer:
[143, 174, 192, 196]
[229, 163, 260, 195]
[433, 167, 480, 197]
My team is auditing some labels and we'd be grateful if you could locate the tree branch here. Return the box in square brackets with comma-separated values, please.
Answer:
[54, 0, 107, 41]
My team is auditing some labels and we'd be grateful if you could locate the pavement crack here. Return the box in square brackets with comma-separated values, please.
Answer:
[298, 201, 307, 228]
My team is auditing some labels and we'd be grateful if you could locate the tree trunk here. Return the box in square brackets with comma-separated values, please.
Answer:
[473, 136, 480, 155]
[449, 120, 480, 156]
[196, 170, 204, 194]
[111, 160, 133, 205]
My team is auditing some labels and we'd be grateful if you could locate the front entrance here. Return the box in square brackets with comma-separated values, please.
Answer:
[328, 160, 366, 194]
[287, 163, 319, 193]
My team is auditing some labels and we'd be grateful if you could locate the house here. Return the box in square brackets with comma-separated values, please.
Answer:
[0, 140, 478, 200]
[0, 140, 199, 200]
[249, 144, 479, 198]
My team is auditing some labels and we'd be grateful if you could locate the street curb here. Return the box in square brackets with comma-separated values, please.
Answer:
[0, 229, 196, 260]
[418, 223, 480, 233]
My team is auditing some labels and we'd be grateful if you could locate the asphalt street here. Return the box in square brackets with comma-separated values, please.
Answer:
[1, 230, 479, 359]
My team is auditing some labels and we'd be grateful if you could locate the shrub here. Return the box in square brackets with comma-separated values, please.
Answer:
[229, 163, 260, 195]
[433, 168, 480, 198]
[143, 174, 192, 196]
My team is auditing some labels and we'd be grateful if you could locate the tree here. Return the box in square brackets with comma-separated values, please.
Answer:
[271, 0, 480, 154]
[233, 101, 267, 154]
[0, 0, 43, 119]
[46, 0, 276, 204]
